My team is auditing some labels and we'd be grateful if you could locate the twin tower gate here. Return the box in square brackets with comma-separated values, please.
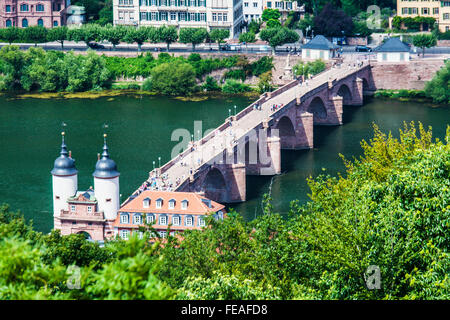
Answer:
[171, 65, 374, 204]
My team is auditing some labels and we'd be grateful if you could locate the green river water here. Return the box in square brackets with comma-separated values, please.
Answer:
[0, 94, 448, 233]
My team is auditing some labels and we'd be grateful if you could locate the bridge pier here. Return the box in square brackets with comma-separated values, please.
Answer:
[260, 135, 281, 175]
[325, 95, 343, 125]
[350, 78, 364, 106]
[224, 163, 246, 203]
[294, 111, 314, 149]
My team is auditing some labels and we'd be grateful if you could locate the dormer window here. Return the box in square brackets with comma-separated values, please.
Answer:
[133, 214, 142, 225]
[143, 197, 150, 208]
[181, 199, 188, 210]
[120, 213, 129, 224]
[156, 198, 163, 209]
[168, 199, 175, 209]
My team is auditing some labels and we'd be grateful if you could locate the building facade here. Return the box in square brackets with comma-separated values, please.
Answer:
[375, 37, 410, 62]
[396, 0, 450, 32]
[52, 133, 120, 241]
[301, 35, 339, 60]
[114, 190, 225, 240]
[112, 0, 245, 38]
[0, 0, 67, 28]
[242, 0, 304, 23]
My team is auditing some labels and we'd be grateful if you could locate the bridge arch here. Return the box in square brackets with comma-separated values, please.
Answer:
[202, 167, 227, 203]
[276, 116, 296, 137]
[307, 97, 327, 120]
[337, 84, 353, 105]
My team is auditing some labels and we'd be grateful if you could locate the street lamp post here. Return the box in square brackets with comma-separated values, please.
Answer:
[158, 156, 161, 168]
[234, 105, 237, 116]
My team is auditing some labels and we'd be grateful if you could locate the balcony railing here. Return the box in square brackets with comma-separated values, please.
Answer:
[60, 210, 105, 222]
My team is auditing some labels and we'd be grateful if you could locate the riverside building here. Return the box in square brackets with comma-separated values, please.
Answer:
[112, 0, 245, 38]
[0, 0, 66, 28]
[51, 132, 224, 241]
[395, 0, 450, 32]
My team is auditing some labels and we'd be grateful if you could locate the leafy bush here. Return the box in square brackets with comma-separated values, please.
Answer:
[425, 60, 450, 104]
[0, 46, 113, 92]
[202, 76, 220, 91]
[222, 79, 251, 94]
[251, 56, 274, 76]
[149, 60, 197, 96]
[224, 69, 246, 81]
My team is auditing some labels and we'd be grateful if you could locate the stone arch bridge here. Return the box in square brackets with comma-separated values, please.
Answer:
[124, 63, 376, 205]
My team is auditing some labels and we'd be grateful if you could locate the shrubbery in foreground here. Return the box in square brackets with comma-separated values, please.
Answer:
[0, 122, 448, 299]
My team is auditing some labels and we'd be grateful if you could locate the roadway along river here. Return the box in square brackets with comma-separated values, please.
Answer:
[0, 94, 448, 233]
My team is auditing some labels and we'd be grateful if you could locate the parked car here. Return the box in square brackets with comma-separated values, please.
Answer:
[87, 42, 105, 50]
[223, 44, 241, 51]
[355, 45, 372, 52]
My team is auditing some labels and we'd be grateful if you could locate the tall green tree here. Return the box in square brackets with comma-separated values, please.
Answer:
[124, 27, 149, 52]
[101, 25, 126, 50]
[0, 27, 22, 45]
[23, 26, 48, 47]
[157, 26, 178, 51]
[209, 29, 230, 50]
[260, 27, 299, 54]
[413, 34, 437, 57]
[179, 28, 208, 51]
[47, 26, 68, 49]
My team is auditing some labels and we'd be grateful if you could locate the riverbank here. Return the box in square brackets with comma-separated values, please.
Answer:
[2, 89, 261, 101]
[373, 89, 449, 106]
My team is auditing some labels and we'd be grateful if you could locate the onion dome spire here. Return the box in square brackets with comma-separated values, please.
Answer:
[51, 131, 77, 176]
[93, 133, 120, 178]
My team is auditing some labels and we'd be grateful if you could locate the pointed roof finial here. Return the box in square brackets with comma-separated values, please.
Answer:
[52, 128, 77, 176]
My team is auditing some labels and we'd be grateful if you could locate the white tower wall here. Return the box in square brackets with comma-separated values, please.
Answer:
[94, 176, 120, 221]
[52, 174, 78, 217]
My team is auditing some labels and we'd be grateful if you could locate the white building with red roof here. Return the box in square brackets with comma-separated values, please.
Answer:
[114, 190, 226, 240]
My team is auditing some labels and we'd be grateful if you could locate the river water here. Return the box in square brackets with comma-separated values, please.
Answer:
[0, 94, 448, 233]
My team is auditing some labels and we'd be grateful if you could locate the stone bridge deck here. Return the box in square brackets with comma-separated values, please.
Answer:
[123, 62, 375, 205]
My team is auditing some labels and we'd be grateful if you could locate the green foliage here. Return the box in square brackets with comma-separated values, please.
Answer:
[202, 76, 220, 91]
[267, 19, 282, 28]
[68, 24, 102, 45]
[239, 31, 256, 44]
[393, 16, 436, 32]
[257, 70, 273, 93]
[0, 27, 22, 44]
[148, 60, 197, 96]
[0, 46, 113, 92]
[262, 8, 281, 22]
[352, 20, 372, 37]
[248, 19, 262, 34]
[413, 34, 437, 57]
[424, 60, 450, 104]
[101, 24, 126, 49]
[47, 26, 68, 49]
[22, 26, 47, 46]
[179, 27, 208, 50]
[221, 79, 251, 94]
[124, 27, 149, 51]
[260, 27, 299, 51]
[224, 69, 246, 81]
[293, 59, 326, 78]
[209, 29, 230, 47]
[374, 89, 427, 100]
[178, 272, 282, 299]
[158, 25, 178, 51]
[250, 56, 274, 77]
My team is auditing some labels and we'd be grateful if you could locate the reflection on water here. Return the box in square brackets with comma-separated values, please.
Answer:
[0, 95, 448, 232]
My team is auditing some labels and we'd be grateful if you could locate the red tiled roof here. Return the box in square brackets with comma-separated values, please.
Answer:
[118, 191, 225, 215]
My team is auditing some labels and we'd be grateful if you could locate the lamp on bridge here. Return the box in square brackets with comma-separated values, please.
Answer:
[234, 105, 237, 116]
[228, 109, 231, 118]
[158, 156, 161, 168]
[153, 161, 155, 170]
